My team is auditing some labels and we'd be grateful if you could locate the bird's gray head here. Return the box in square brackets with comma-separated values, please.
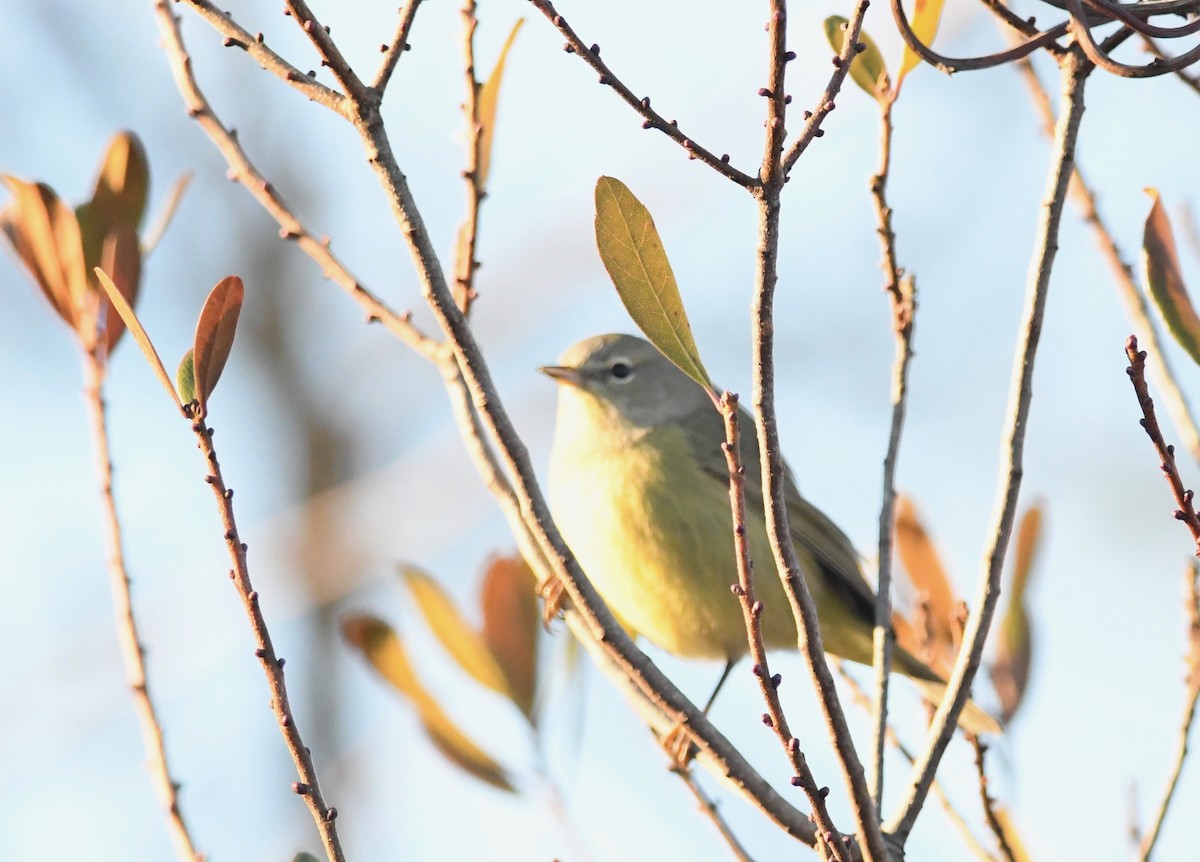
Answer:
[540, 333, 713, 430]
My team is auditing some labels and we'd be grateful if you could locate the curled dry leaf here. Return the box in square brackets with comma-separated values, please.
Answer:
[476, 19, 524, 190]
[192, 275, 244, 415]
[480, 555, 540, 720]
[823, 17, 891, 102]
[400, 565, 512, 700]
[1143, 188, 1200, 366]
[594, 176, 713, 394]
[342, 614, 515, 793]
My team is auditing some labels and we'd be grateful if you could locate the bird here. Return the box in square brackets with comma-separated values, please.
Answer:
[541, 333, 998, 735]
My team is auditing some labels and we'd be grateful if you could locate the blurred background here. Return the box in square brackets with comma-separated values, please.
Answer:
[2, 0, 1199, 859]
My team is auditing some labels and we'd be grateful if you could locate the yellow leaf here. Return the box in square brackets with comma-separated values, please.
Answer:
[192, 275, 244, 415]
[1144, 189, 1200, 366]
[476, 19, 523, 189]
[401, 566, 512, 700]
[94, 267, 179, 406]
[824, 17, 890, 102]
[594, 176, 712, 393]
[480, 555, 539, 720]
[897, 0, 947, 88]
[342, 615, 515, 792]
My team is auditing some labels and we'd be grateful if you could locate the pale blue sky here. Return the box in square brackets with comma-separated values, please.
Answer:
[1, 1, 1198, 859]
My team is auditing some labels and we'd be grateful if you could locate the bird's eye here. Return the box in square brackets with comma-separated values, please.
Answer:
[609, 360, 632, 381]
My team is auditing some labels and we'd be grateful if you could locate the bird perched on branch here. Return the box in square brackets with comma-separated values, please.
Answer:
[542, 333, 998, 735]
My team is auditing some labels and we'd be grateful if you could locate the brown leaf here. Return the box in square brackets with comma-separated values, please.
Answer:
[480, 555, 539, 720]
[192, 275, 244, 414]
[893, 495, 958, 669]
[94, 267, 179, 406]
[1143, 189, 1200, 366]
[98, 225, 142, 356]
[1, 176, 89, 335]
[342, 614, 516, 792]
[88, 131, 150, 233]
[990, 505, 1043, 724]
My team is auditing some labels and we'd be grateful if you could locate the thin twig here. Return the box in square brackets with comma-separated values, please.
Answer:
[781, 2, 869, 175]
[1137, 562, 1200, 860]
[1123, 338, 1200, 554]
[524, 0, 757, 188]
[834, 661, 998, 862]
[82, 355, 201, 862]
[1009, 47, 1200, 464]
[282, 0, 370, 102]
[751, 1, 884, 859]
[189, 412, 344, 862]
[153, 0, 439, 361]
[970, 736, 1019, 862]
[1143, 36, 1200, 97]
[453, 0, 484, 314]
[172, 0, 347, 114]
[719, 394, 851, 862]
[867, 90, 917, 811]
[371, 0, 425, 94]
[670, 763, 756, 862]
[886, 47, 1093, 845]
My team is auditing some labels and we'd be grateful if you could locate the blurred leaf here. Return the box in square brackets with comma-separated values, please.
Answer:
[94, 267, 179, 405]
[1144, 188, 1200, 366]
[291, 854, 320, 862]
[98, 224, 142, 356]
[1, 175, 88, 333]
[897, 0, 946, 88]
[192, 275, 244, 415]
[142, 171, 193, 256]
[88, 131, 149, 233]
[824, 17, 890, 102]
[991, 505, 1042, 724]
[594, 176, 712, 392]
[476, 19, 524, 189]
[177, 349, 196, 406]
[401, 565, 512, 699]
[893, 495, 958, 667]
[480, 555, 539, 720]
[342, 615, 515, 792]
[992, 807, 1033, 862]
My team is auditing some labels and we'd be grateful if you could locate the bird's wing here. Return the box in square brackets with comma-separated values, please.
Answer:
[690, 403, 878, 625]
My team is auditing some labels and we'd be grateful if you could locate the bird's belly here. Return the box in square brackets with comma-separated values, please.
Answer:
[549, 428, 796, 659]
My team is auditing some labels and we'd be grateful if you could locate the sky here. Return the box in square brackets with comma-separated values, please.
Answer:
[2, 0, 1200, 859]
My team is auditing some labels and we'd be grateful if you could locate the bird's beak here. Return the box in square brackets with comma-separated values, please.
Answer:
[539, 364, 586, 388]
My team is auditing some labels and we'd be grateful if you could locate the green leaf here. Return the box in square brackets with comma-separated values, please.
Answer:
[177, 349, 196, 405]
[897, 0, 947, 88]
[94, 267, 180, 406]
[1144, 189, 1200, 366]
[892, 494, 958, 678]
[593, 176, 712, 392]
[824, 17, 890, 102]
[342, 615, 516, 792]
[192, 275, 244, 416]
[476, 19, 524, 189]
[479, 555, 539, 720]
[401, 566, 512, 700]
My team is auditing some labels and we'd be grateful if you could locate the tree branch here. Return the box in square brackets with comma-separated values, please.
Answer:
[83, 354, 201, 862]
[372, 0, 425, 94]
[886, 46, 1092, 844]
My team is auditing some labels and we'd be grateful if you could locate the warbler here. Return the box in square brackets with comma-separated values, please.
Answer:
[542, 333, 998, 734]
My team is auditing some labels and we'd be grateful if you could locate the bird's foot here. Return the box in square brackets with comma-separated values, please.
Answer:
[661, 720, 698, 768]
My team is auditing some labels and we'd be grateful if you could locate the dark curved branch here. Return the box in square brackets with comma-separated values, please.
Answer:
[891, 0, 1069, 73]
[1068, 0, 1200, 77]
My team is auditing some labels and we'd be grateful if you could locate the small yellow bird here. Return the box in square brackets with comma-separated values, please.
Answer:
[542, 333, 998, 735]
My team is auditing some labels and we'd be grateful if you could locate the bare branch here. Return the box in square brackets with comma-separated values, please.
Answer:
[282, 0, 370, 101]
[524, 0, 757, 187]
[82, 355, 201, 862]
[454, 0, 483, 315]
[372, 0, 425, 94]
[670, 764, 756, 862]
[887, 47, 1092, 844]
[190, 412, 344, 861]
[970, 736, 1019, 862]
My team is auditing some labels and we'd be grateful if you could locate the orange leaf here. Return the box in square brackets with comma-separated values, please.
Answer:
[98, 225, 142, 357]
[94, 267, 179, 407]
[894, 495, 958, 666]
[1, 176, 88, 335]
[192, 275, 244, 415]
[480, 555, 539, 720]
[477, 19, 524, 189]
[343, 614, 516, 792]
[88, 131, 150, 232]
